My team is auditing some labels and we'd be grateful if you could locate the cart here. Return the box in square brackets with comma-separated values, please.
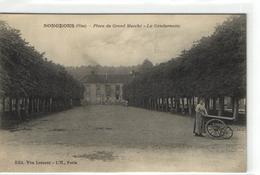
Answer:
[203, 114, 235, 139]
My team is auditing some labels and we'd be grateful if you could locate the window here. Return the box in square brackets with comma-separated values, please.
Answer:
[105, 84, 111, 97]
[96, 84, 101, 96]
[115, 85, 120, 100]
[84, 85, 90, 101]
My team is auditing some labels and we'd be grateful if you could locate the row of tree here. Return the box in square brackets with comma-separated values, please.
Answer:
[0, 21, 84, 122]
[123, 15, 246, 119]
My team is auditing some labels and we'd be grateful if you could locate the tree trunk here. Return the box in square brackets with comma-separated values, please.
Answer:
[34, 98, 36, 113]
[162, 97, 164, 111]
[212, 97, 216, 113]
[46, 98, 49, 112]
[154, 98, 156, 110]
[192, 97, 195, 109]
[218, 97, 224, 116]
[170, 97, 173, 111]
[37, 98, 40, 113]
[31, 98, 35, 114]
[31, 98, 34, 113]
[158, 98, 160, 111]
[34, 98, 37, 113]
[33, 98, 36, 113]
[181, 98, 185, 114]
[2, 97, 5, 112]
[188, 98, 192, 116]
[9, 97, 12, 113]
[16, 98, 21, 120]
[47, 98, 50, 112]
[233, 97, 239, 120]
[49, 98, 52, 112]
[28, 98, 31, 114]
[175, 97, 180, 112]
[205, 98, 210, 111]
[52, 99, 55, 112]
[39, 98, 42, 112]
[156, 98, 159, 111]
[157, 98, 160, 111]
[25, 98, 29, 116]
[166, 97, 169, 111]
[21, 98, 25, 119]
[160, 98, 162, 111]
[42, 98, 45, 112]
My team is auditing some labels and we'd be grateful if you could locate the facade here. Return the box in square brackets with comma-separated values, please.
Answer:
[81, 73, 130, 105]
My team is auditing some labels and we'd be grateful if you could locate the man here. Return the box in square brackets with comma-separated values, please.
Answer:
[193, 99, 208, 137]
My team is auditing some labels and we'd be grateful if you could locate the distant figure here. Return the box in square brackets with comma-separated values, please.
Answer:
[125, 99, 129, 107]
[193, 99, 208, 137]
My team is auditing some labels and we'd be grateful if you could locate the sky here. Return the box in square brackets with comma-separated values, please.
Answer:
[0, 14, 232, 66]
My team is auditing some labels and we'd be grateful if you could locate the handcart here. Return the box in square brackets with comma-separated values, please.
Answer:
[203, 114, 235, 139]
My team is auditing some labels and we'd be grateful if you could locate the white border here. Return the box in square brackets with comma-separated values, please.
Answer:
[0, 0, 259, 175]
[0, 0, 252, 13]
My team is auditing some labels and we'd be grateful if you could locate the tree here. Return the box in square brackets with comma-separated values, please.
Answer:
[138, 59, 153, 72]
[0, 21, 84, 118]
[123, 15, 246, 118]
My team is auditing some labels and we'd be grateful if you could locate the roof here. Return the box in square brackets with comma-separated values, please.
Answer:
[80, 74, 132, 84]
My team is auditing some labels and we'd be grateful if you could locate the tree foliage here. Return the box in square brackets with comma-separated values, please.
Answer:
[0, 21, 84, 100]
[123, 15, 246, 102]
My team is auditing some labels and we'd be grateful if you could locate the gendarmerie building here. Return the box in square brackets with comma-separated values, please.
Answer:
[81, 72, 130, 105]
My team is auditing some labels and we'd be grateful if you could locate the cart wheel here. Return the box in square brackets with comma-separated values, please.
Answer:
[206, 119, 226, 138]
[222, 126, 233, 139]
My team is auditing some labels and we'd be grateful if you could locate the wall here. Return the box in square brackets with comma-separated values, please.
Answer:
[83, 83, 124, 105]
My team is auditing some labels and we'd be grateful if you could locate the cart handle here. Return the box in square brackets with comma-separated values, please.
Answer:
[203, 114, 235, 121]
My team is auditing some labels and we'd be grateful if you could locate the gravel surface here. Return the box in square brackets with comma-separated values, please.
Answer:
[0, 105, 246, 172]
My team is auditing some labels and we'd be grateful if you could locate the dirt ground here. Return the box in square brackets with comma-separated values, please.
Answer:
[0, 105, 246, 172]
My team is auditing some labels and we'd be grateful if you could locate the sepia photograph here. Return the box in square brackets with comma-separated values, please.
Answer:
[0, 14, 246, 172]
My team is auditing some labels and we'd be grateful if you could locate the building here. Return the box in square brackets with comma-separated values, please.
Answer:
[80, 73, 131, 105]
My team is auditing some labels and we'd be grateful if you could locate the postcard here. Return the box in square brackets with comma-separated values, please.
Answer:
[0, 14, 246, 172]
